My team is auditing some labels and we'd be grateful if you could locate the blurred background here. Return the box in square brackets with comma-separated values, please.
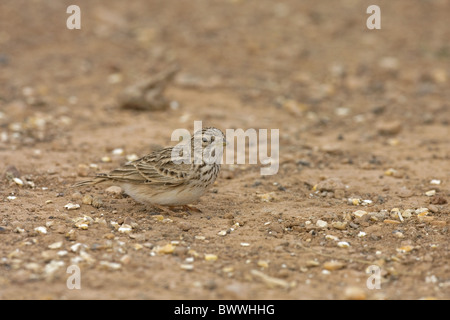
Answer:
[0, 0, 449, 299]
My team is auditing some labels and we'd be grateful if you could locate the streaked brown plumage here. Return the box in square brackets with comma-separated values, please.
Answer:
[73, 127, 226, 206]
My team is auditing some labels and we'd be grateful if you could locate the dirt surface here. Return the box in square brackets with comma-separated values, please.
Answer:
[0, 0, 449, 300]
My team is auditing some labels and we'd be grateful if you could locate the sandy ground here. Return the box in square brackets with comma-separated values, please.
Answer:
[0, 0, 449, 300]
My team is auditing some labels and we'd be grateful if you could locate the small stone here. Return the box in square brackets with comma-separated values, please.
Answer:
[323, 260, 346, 271]
[316, 220, 328, 228]
[357, 231, 367, 237]
[416, 208, 429, 217]
[64, 203, 80, 211]
[393, 231, 404, 238]
[353, 210, 368, 218]
[65, 229, 77, 241]
[217, 230, 227, 236]
[77, 164, 89, 177]
[385, 168, 403, 178]
[257, 260, 269, 268]
[180, 264, 194, 271]
[428, 205, 439, 213]
[305, 260, 320, 268]
[105, 186, 123, 197]
[348, 198, 361, 205]
[13, 177, 24, 186]
[401, 209, 413, 219]
[101, 156, 111, 163]
[34, 226, 47, 234]
[99, 261, 122, 270]
[376, 120, 402, 136]
[112, 148, 124, 156]
[425, 190, 436, 197]
[205, 254, 218, 261]
[82, 195, 93, 205]
[316, 178, 345, 193]
[120, 255, 131, 265]
[384, 219, 401, 224]
[178, 222, 192, 232]
[397, 245, 414, 253]
[325, 235, 339, 241]
[398, 187, 413, 198]
[126, 154, 139, 162]
[118, 224, 132, 234]
[48, 242, 63, 249]
[337, 241, 350, 248]
[430, 179, 441, 185]
[332, 221, 347, 230]
[154, 244, 175, 254]
[240, 242, 251, 247]
[344, 286, 367, 300]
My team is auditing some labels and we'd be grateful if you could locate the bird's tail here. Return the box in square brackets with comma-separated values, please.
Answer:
[72, 174, 110, 188]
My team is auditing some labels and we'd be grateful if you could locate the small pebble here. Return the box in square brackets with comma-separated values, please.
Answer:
[430, 179, 441, 185]
[126, 154, 139, 162]
[205, 254, 218, 261]
[316, 220, 328, 228]
[105, 186, 123, 197]
[325, 235, 339, 241]
[99, 261, 122, 270]
[323, 260, 346, 271]
[357, 231, 366, 237]
[425, 190, 436, 197]
[332, 221, 347, 230]
[82, 195, 93, 205]
[180, 264, 194, 271]
[34, 226, 47, 234]
[118, 224, 132, 234]
[13, 177, 24, 186]
[240, 242, 250, 247]
[353, 210, 368, 218]
[306, 260, 320, 268]
[64, 203, 80, 211]
[257, 260, 269, 268]
[384, 219, 401, 224]
[48, 242, 63, 249]
[337, 241, 350, 248]
[154, 244, 175, 254]
[112, 148, 124, 155]
[344, 286, 367, 300]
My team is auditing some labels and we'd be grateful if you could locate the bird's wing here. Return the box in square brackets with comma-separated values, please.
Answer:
[104, 147, 192, 185]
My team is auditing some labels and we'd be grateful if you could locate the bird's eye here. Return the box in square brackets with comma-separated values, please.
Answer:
[211, 136, 215, 142]
[202, 137, 208, 143]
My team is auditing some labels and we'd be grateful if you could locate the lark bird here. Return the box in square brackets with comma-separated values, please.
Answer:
[73, 127, 226, 211]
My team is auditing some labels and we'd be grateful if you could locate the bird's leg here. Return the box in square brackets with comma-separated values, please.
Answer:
[151, 204, 189, 217]
[182, 205, 202, 213]
[152, 204, 176, 215]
